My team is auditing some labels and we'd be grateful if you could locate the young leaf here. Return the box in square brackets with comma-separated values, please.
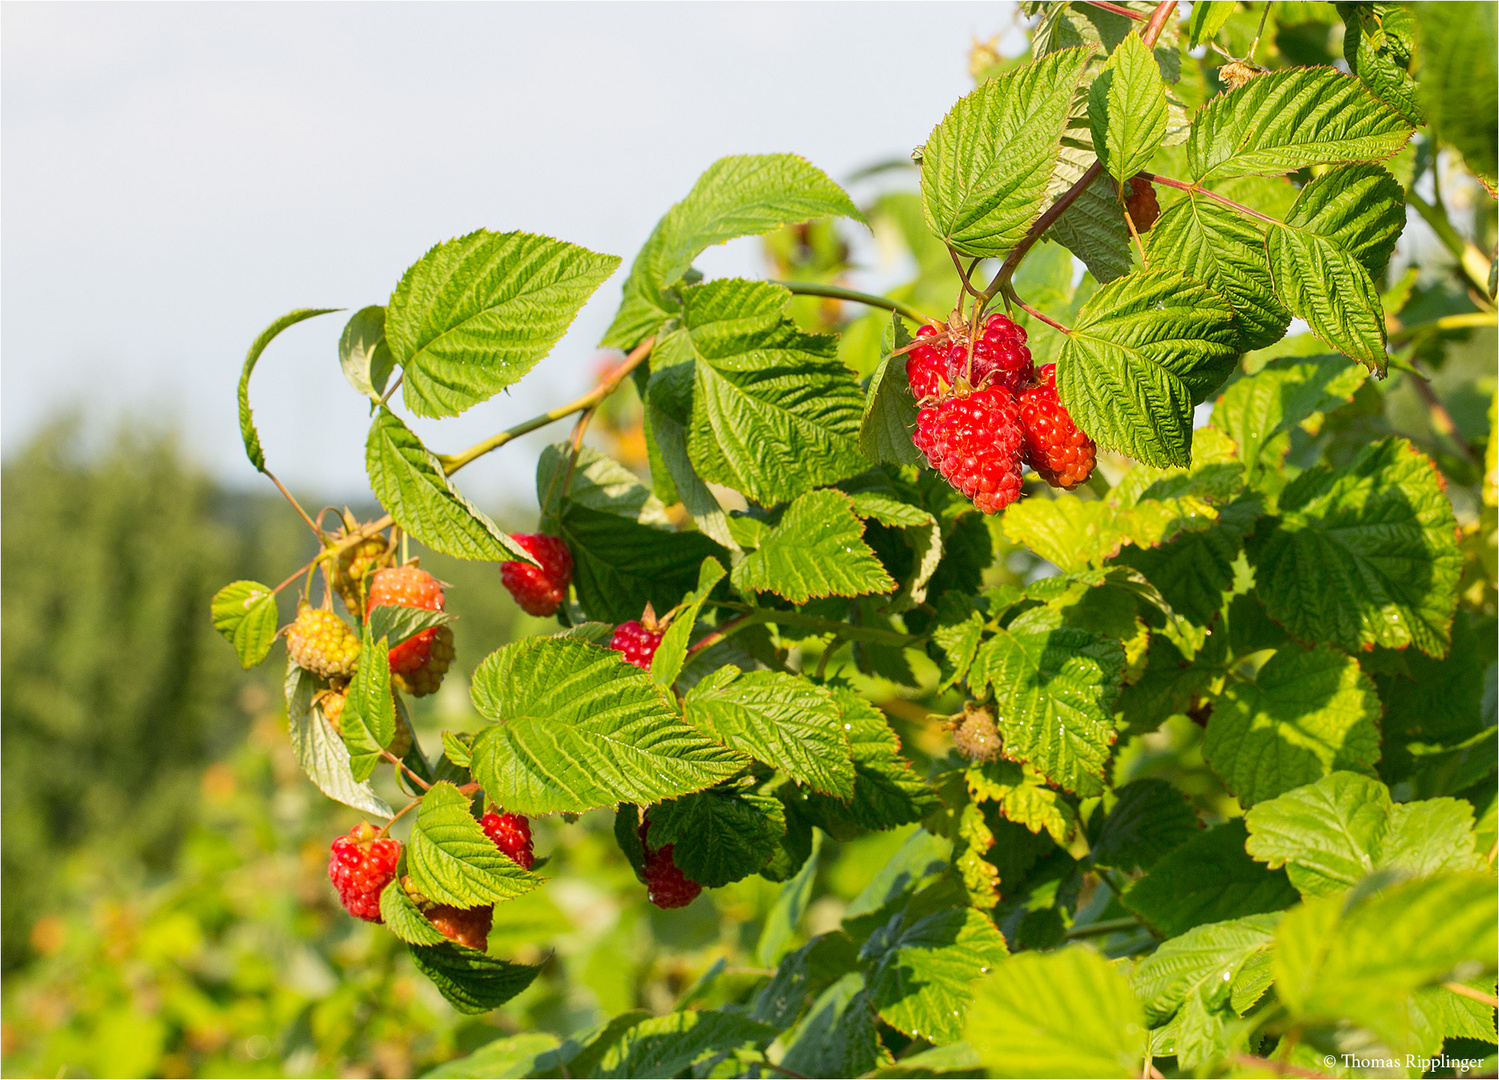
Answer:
[779, 973, 890, 1078]
[406, 781, 542, 907]
[1203, 644, 1382, 808]
[385, 230, 620, 419]
[1187, 67, 1413, 183]
[647, 787, 786, 888]
[920, 47, 1092, 257]
[210, 580, 279, 669]
[1187, 1, 1237, 47]
[968, 619, 1125, 796]
[860, 314, 922, 467]
[802, 689, 941, 837]
[731, 489, 895, 603]
[663, 279, 866, 506]
[591, 1010, 778, 1079]
[1057, 269, 1239, 468]
[469, 636, 746, 815]
[366, 605, 454, 650]
[365, 408, 534, 564]
[602, 154, 865, 349]
[1244, 771, 1485, 897]
[965, 947, 1147, 1079]
[378, 878, 449, 946]
[1090, 778, 1203, 872]
[1143, 196, 1290, 353]
[556, 499, 727, 625]
[1130, 914, 1279, 1025]
[408, 942, 540, 1015]
[285, 663, 392, 818]
[863, 907, 1010, 1045]
[340, 627, 396, 783]
[338, 305, 395, 401]
[239, 308, 340, 474]
[650, 557, 726, 690]
[1122, 820, 1299, 937]
[1089, 32, 1168, 186]
[1245, 438, 1462, 657]
[684, 668, 854, 798]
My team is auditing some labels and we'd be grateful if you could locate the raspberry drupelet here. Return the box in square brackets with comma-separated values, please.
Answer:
[367, 565, 453, 697]
[913, 386, 1027, 513]
[328, 823, 401, 922]
[500, 534, 574, 617]
[480, 810, 535, 870]
[1018, 364, 1097, 490]
[610, 620, 664, 670]
[637, 816, 702, 909]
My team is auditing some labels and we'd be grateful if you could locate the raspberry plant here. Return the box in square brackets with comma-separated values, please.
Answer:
[210, 2, 1497, 1075]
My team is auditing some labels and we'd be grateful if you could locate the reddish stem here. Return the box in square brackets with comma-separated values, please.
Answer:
[1007, 288, 1071, 334]
[1137, 171, 1282, 225]
[1081, 0, 1147, 19]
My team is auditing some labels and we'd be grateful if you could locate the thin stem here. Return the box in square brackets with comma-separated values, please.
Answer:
[439, 336, 655, 475]
[1406, 190, 1495, 306]
[383, 749, 431, 791]
[1064, 916, 1142, 940]
[773, 280, 935, 327]
[711, 603, 919, 649]
[1387, 311, 1496, 345]
[267, 470, 323, 536]
[1120, 184, 1150, 264]
[1006, 286, 1071, 334]
[383, 795, 424, 829]
[1138, 172, 1282, 225]
[684, 613, 753, 661]
[948, 246, 987, 301]
[814, 634, 844, 681]
[1443, 981, 1499, 1009]
[1248, 0, 1272, 61]
[1404, 363, 1481, 465]
[379, 372, 404, 409]
[1081, 0, 1146, 19]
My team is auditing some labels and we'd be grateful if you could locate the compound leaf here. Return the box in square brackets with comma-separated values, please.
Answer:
[732, 489, 895, 603]
[803, 689, 940, 837]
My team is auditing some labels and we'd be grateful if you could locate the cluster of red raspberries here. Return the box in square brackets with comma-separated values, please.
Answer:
[907, 311, 1096, 512]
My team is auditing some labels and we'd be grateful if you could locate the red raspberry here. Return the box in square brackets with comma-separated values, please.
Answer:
[500, 534, 573, 617]
[904, 323, 950, 402]
[1125, 175, 1160, 232]
[913, 387, 1025, 513]
[328, 822, 401, 922]
[972, 312, 1033, 392]
[610, 620, 664, 670]
[286, 604, 361, 679]
[423, 902, 493, 952]
[638, 817, 702, 909]
[367, 566, 452, 697]
[480, 811, 535, 870]
[1019, 364, 1096, 490]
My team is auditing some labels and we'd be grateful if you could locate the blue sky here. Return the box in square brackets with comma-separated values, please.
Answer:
[2, 2, 1025, 510]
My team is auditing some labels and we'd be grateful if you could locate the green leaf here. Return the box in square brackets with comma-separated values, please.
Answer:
[779, 973, 889, 1078]
[385, 230, 620, 419]
[1045, 147, 1134, 284]
[1123, 820, 1299, 937]
[1144, 196, 1290, 353]
[920, 47, 1093, 257]
[755, 833, 825, 968]
[1057, 269, 1240, 468]
[365, 408, 533, 564]
[803, 689, 941, 838]
[1245, 437, 1463, 657]
[286, 663, 392, 817]
[965, 947, 1148, 1079]
[1244, 771, 1485, 897]
[536, 444, 672, 528]
[968, 619, 1125, 796]
[1089, 32, 1169, 185]
[593, 1010, 777, 1079]
[860, 314, 922, 468]
[643, 378, 737, 550]
[731, 489, 895, 603]
[650, 557, 726, 690]
[683, 668, 853, 798]
[1344, 4, 1423, 126]
[1187, 67, 1413, 183]
[1265, 223, 1387, 373]
[842, 829, 954, 937]
[338, 305, 395, 401]
[1203, 644, 1382, 808]
[1188, 1, 1237, 47]
[1091, 778, 1203, 872]
[469, 636, 747, 815]
[238, 308, 340, 474]
[408, 942, 540, 1014]
[1209, 353, 1366, 486]
[647, 787, 785, 889]
[864, 907, 1010, 1045]
[556, 497, 728, 624]
[663, 279, 866, 506]
[407, 781, 543, 907]
[210, 581, 279, 669]
[1416, 1, 1497, 185]
[366, 605, 454, 650]
[378, 877, 449, 946]
[440, 731, 473, 771]
[1131, 914, 1279, 1025]
[424, 1033, 562, 1080]
[1285, 163, 1405, 277]
[340, 626, 396, 783]
[603, 154, 865, 349]
[1112, 494, 1260, 627]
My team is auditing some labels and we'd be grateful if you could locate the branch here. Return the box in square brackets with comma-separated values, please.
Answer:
[438, 336, 656, 476]
[1139, 172, 1282, 225]
[772, 280, 935, 326]
[1407, 190, 1495, 307]
[1081, 0, 1146, 19]
[1387, 311, 1496, 346]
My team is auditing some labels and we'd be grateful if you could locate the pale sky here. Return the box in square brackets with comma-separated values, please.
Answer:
[2, 2, 1026, 510]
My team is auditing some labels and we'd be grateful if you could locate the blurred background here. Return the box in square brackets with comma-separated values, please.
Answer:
[3, 3, 1494, 1078]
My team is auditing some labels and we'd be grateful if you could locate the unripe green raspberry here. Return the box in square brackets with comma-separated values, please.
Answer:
[286, 605, 361, 679]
